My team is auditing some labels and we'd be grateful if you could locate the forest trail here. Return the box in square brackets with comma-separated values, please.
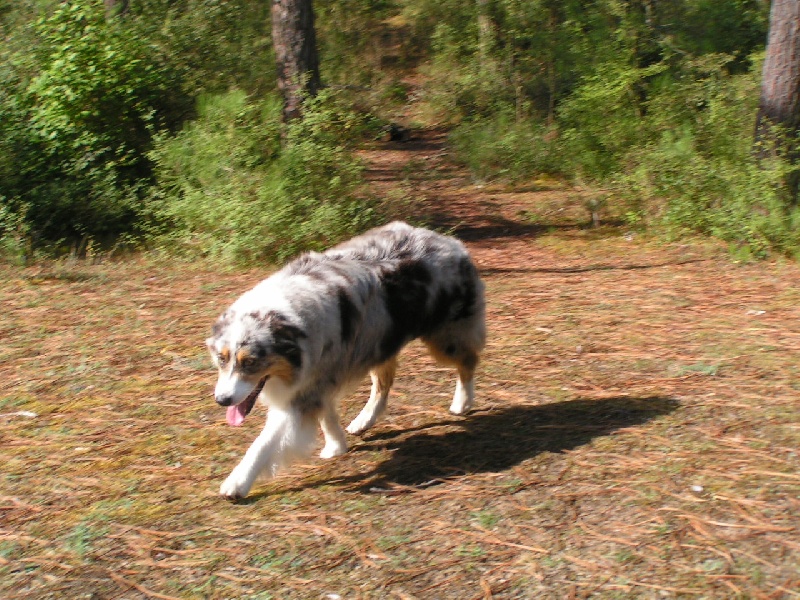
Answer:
[360, 128, 718, 272]
[1, 130, 799, 598]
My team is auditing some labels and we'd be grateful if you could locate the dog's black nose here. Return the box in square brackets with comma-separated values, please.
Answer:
[215, 395, 234, 407]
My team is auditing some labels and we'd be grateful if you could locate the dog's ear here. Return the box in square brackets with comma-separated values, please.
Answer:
[211, 310, 233, 338]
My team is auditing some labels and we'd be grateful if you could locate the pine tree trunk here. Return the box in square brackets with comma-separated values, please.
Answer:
[755, 0, 800, 154]
[271, 0, 322, 123]
[104, 0, 128, 19]
[755, 0, 800, 201]
[476, 0, 493, 69]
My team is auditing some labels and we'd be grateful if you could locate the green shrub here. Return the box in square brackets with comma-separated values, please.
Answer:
[0, 0, 187, 253]
[615, 59, 800, 257]
[449, 113, 561, 182]
[136, 0, 273, 97]
[557, 61, 670, 182]
[146, 90, 377, 264]
[622, 127, 800, 258]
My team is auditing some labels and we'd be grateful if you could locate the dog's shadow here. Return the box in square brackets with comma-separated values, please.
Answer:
[243, 396, 677, 501]
[243, 396, 677, 500]
[342, 396, 678, 489]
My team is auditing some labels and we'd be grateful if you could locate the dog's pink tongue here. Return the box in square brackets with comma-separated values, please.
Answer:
[226, 405, 246, 427]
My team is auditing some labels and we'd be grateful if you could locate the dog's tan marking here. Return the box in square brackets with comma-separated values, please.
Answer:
[235, 348, 250, 364]
[423, 340, 458, 367]
[219, 347, 230, 363]
[267, 356, 296, 384]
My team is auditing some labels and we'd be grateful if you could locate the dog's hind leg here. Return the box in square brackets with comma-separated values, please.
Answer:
[346, 356, 397, 435]
[422, 335, 482, 415]
[449, 350, 479, 415]
[319, 400, 348, 458]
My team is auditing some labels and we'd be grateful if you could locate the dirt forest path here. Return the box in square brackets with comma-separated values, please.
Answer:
[1, 131, 799, 599]
[360, 129, 713, 272]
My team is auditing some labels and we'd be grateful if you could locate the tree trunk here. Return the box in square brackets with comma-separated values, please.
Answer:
[271, 0, 322, 123]
[476, 0, 493, 69]
[104, 0, 129, 19]
[755, 0, 800, 156]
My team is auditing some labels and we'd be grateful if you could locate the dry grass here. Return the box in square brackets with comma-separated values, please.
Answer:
[2, 136, 799, 599]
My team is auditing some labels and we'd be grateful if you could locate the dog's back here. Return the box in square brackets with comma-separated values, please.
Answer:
[293, 221, 486, 367]
[327, 220, 464, 263]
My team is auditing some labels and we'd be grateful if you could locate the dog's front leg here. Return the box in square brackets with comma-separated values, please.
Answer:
[449, 357, 478, 415]
[219, 409, 289, 500]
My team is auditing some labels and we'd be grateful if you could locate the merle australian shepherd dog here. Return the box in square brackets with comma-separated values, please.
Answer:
[207, 222, 486, 499]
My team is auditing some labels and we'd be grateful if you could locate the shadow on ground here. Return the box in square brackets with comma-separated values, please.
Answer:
[424, 210, 568, 243]
[244, 396, 678, 501]
[352, 396, 678, 489]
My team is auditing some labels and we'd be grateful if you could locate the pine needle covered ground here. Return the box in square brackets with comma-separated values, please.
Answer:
[1, 134, 799, 599]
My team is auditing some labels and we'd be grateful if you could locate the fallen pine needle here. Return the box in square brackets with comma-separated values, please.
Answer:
[108, 571, 183, 600]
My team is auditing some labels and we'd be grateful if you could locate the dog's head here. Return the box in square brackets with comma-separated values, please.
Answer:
[206, 309, 306, 426]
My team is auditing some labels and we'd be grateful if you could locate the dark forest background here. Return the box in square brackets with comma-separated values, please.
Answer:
[1, 0, 797, 261]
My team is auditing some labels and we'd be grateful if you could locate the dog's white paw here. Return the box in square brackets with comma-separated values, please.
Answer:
[449, 381, 474, 415]
[219, 469, 253, 500]
[319, 441, 348, 459]
[346, 414, 374, 436]
[449, 402, 472, 415]
[449, 397, 473, 415]
[449, 392, 474, 415]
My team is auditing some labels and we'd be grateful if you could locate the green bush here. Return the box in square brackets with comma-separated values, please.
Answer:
[557, 61, 669, 181]
[146, 90, 377, 264]
[135, 0, 273, 97]
[0, 0, 187, 253]
[449, 113, 561, 182]
[613, 58, 800, 257]
[446, 39, 800, 257]
[622, 126, 800, 258]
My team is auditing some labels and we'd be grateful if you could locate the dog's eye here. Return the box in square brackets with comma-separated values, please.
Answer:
[217, 353, 229, 366]
[240, 357, 257, 370]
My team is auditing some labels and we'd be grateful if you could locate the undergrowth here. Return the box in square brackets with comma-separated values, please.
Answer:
[144, 89, 377, 264]
[448, 53, 800, 259]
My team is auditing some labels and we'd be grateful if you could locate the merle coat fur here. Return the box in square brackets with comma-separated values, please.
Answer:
[207, 222, 486, 499]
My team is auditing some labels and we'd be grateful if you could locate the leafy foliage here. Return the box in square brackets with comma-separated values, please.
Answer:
[0, 0, 793, 258]
[426, 0, 791, 256]
[130, 0, 274, 97]
[0, 0, 380, 260]
[617, 66, 800, 258]
[0, 0, 187, 251]
[146, 90, 376, 263]
[449, 113, 560, 182]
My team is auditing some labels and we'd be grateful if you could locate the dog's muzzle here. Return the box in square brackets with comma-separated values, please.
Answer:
[216, 394, 234, 406]
[219, 375, 269, 427]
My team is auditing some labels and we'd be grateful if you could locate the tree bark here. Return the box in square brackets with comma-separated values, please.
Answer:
[755, 0, 800, 154]
[476, 0, 493, 69]
[271, 0, 322, 123]
[104, 0, 129, 19]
